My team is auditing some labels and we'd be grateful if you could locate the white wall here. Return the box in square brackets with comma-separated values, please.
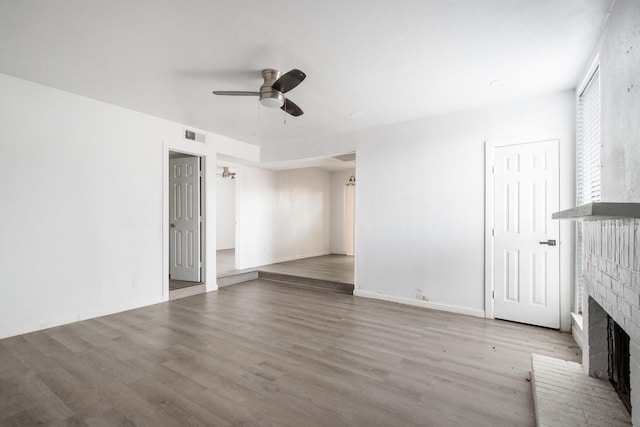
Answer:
[0, 69, 577, 338]
[259, 91, 576, 326]
[0, 73, 258, 339]
[354, 92, 575, 322]
[330, 169, 356, 254]
[235, 166, 331, 269]
[216, 175, 236, 250]
[285, 92, 573, 324]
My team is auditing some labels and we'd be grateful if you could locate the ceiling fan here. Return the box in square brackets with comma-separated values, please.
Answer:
[213, 69, 306, 117]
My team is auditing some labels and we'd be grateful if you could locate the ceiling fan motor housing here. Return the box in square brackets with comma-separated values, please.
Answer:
[260, 69, 285, 108]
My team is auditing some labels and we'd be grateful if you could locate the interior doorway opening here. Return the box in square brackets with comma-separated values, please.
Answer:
[216, 161, 238, 277]
[344, 175, 356, 256]
[169, 151, 205, 291]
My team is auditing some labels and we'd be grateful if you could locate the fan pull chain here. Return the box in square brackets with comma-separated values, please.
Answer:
[283, 99, 287, 125]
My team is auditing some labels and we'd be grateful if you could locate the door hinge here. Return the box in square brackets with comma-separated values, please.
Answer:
[492, 290, 495, 299]
[492, 228, 494, 236]
[491, 166, 495, 174]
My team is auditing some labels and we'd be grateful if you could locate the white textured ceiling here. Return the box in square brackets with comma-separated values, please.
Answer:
[0, 0, 612, 148]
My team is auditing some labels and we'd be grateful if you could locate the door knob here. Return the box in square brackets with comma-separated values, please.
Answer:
[539, 239, 556, 246]
[170, 223, 176, 228]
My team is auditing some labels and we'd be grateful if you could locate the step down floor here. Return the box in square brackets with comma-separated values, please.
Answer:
[217, 271, 259, 288]
[217, 270, 353, 294]
[257, 271, 353, 294]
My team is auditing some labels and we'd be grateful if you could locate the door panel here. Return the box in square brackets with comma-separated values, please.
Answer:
[169, 156, 201, 282]
[493, 140, 559, 328]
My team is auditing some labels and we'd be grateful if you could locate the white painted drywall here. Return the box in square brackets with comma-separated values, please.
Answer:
[330, 169, 356, 254]
[268, 92, 574, 323]
[216, 176, 236, 250]
[0, 68, 577, 338]
[0, 73, 258, 339]
[235, 166, 331, 269]
[354, 92, 575, 322]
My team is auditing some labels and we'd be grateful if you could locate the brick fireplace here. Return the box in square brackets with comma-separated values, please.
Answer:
[551, 203, 640, 425]
[582, 217, 640, 424]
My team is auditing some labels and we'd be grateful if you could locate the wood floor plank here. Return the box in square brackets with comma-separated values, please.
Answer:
[0, 279, 579, 426]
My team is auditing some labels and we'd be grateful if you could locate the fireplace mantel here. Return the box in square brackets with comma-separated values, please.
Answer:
[552, 202, 640, 220]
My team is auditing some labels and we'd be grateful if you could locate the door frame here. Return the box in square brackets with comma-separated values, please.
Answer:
[484, 135, 573, 330]
[163, 136, 217, 299]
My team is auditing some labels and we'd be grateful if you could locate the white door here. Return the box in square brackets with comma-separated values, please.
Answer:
[169, 156, 201, 282]
[492, 140, 559, 328]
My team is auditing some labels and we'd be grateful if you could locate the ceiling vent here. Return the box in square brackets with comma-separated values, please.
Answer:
[185, 129, 206, 143]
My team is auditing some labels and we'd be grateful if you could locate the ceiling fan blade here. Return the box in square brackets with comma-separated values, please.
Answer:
[281, 98, 304, 117]
[271, 69, 306, 93]
[212, 91, 259, 96]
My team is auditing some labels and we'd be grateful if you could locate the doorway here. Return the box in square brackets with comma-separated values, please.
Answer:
[485, 139, 560, 328]
[169, 151, 205, 291]
[216, 163, 237, 277]
[344, 176, 356, 256]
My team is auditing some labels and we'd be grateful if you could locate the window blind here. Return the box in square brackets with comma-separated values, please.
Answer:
[575, 67, 601, 314]
[577, 68, 601, 206]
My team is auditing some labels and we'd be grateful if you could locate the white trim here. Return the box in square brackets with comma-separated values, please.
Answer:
[484, 141, 495, 319]
[354, 289, 485, 318]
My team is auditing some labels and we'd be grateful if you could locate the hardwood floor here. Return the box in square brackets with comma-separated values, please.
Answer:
[257, 255, 354, 285]
[216, 249, 355, 284]
[169, 279, 202, 291]
[0, 280, 579, 426]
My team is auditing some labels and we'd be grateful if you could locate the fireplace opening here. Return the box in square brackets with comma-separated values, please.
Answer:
[608, 315, 632, 414]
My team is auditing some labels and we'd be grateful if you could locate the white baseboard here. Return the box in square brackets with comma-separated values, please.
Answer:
[353, 289, 485, 318]
[0, 295, 166, 340]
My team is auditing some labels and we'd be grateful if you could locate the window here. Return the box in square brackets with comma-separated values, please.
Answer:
[575, 67, 601, 314]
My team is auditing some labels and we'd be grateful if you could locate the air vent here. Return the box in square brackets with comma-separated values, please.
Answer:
[185, 129, 206, 143]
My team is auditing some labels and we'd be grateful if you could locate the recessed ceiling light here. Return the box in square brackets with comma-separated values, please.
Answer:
[349, 111, 365, 118]
[490, 79, 506, 88]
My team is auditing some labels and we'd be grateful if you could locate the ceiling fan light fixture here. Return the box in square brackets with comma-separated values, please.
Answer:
[260, 91, 285, 108]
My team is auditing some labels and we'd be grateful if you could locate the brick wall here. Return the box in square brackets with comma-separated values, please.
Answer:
[584, 219, 640, 424]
